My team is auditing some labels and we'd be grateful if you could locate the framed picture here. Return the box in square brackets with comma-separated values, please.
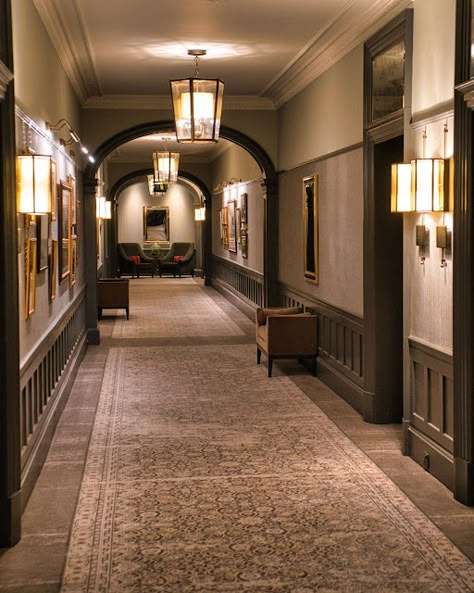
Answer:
[236, 208, 241, 244]
[49, 239, 57, 301]
[240, 228, 248, 258]
[70, 237, 77, 287]
[59, 180, 71, 282]
[25, 238, 37, 319]
[68, 174, 77, 225]
[240, 193, 248, 223]
[50, 160, 57, 221]
[143, 206, 170, 243]
[227, 200, 237, 253]
[303, 175, 319, 283]
[36, 214, 49, 272]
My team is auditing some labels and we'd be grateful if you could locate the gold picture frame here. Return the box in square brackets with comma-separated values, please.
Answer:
[143, 206, 170, 243]
[68, 174, 77, 225]
[50, 239, 57, 301]
[50, 159, 57, 221]
[303, 175, 319, 283]
[25, 238, 37, 319]
[59, 180, 71, 282]
[70, 236, 77, 287]
[227, 200, 237, 253]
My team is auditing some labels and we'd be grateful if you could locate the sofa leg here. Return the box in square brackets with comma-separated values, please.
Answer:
[268, 358, 273, 377]
[257, 347, 261, 364]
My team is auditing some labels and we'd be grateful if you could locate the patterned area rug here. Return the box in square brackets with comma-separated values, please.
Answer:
[61, 344, 474, 593]
[111, 279, 245, 338]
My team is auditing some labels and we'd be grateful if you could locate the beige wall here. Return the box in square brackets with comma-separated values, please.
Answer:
[117, 180, 196, 246]
[279, 148, 363, 317]
[278, 46, 363, 171]
[12, 0, 80, 131]
[211, 143, 262, 190]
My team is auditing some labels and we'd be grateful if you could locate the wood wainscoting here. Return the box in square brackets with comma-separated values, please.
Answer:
[278, 282, 367, 415]
[407, 337, 454, 490]
[19, 288, 87, 509]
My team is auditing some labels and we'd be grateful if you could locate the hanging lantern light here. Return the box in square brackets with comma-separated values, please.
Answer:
[170, 49, 224, 143]
[153, 150, 180, 183]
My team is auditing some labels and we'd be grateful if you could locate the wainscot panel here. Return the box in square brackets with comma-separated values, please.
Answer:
[407, 337, 454, 491]
[278, 282, 368, 414]
[19, 287, 87, 509]
[211, 255, 264, 319]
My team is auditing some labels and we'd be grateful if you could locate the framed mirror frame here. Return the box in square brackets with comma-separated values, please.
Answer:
[143, 206, 170, 244]
[59, 180, 71, 282]
[25, 237, 37, 319]
[303, 175, 319, 284]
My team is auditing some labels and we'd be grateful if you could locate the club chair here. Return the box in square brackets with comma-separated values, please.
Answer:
[255, 306, 318, 377]
[117, 242, 156, 278]
[158, 242, 195, 277]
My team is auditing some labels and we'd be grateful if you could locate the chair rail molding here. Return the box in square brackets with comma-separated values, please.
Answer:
[0, 60, 13, 101]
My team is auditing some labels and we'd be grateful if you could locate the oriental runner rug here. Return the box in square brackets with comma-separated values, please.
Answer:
[60, 342, 474, 593]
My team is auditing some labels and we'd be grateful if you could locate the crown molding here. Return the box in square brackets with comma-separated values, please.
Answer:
[0, 60, 13, 101]
[265, 0, 413, 108]
[82, 94, 275, 110]
[33, 0, 100, 103]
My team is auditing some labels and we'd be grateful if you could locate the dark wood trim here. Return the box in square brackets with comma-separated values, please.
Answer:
[83, 179, 100, 345]
[0, 0, 21, 547]
[453, 0, 474, 505]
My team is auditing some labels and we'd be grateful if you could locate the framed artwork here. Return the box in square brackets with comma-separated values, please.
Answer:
[25, 238, 37, 319]
[49, 239, 57, 301]
[143, 206, 170, 243]
[218, 209, 223, 239]
[70, 237, 77, 287]
[236, 208, 241, 244]
[50, 160, 57, 221]
[303, 175, 319, 283]
[227, 200, 237, 253]
[59, 180, 71, 282]
[240, 193, 248, 223]
[36, 214, 49, 272]
[221, 206, 228, 247]
[68, 174, 77, 225]
[240, 228, 248, 258]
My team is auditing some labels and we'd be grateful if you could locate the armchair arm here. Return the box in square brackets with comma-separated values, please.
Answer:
[256, 306, 303, 326]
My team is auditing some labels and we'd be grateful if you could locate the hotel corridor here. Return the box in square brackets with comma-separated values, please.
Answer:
[1, 279, 474, 593]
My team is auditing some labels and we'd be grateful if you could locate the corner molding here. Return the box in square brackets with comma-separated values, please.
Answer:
[82, 94, 275, 111]
[0, 60, 13, 102]
[32, 0, 100, 103]
[264, 0, 412, 108]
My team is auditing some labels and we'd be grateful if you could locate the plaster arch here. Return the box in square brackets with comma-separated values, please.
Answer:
[83, 122, 278, 344]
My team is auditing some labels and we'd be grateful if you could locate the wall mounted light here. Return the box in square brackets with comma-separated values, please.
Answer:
[47, 118, 95, 162]
[391, 163, 414, 212]
[170, 49, 224, 143]
[194, 203, 206, 221]
[415, 223, 429, 265]
[412, 158, 448, 212]
[436, 225, 450, 268]
[16, 154, 54, 214]
[96, 196, 112, 219]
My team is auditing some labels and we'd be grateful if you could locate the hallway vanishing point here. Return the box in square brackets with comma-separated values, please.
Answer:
[0, 279, 474, 593]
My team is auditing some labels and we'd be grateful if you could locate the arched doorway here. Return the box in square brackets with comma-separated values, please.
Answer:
[83, 122, 278, 344]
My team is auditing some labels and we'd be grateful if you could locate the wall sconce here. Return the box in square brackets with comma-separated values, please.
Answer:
[416, 223, 429, 265]
[436, 225, 450, 267]
[16, 154, 54, 214]
[391, 163, 414, 212]
[47, 118, 95, 162]
[194, 204, 206, 221]
[96, 196, 112, 219]
[412, 158, 448, 212]
[170, 49, 224, 143]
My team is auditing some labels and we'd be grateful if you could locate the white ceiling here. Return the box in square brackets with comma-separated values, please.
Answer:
[33, 0, 411, 163]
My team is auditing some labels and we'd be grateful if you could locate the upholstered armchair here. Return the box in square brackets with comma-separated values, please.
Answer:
[158, 242, 195, 277]
[117, 243, 156, 278]
[255, 306, 318, 377]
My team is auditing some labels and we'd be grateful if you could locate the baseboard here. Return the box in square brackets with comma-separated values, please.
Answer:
[210, 277, 256, 321]
[407, 426, 455, 492]
[317, 357, 370, 418]
[20, 333, 87, 511]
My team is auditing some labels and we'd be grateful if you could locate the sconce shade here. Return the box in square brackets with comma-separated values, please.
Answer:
[104, 201, 112, 219]
[17, 154, 53, 214]
[96, 196, 111, 219]
[170, 77, 224, 142]
[153, 151, 180, 183]
[194, 206, 206, 221]
[391, 163, 414, 212]
[412, 158, 448, 212]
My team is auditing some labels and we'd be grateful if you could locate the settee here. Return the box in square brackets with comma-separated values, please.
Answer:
[158, 242, 195, 277]
[117, 243, 156, 278]
[255, 306, 318, 377]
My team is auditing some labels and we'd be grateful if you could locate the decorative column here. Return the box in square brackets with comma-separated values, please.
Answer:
[83, 180, 100, 345]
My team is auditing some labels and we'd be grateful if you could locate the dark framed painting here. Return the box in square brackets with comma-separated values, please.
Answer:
[240, 228, 248, 259]
[143, 206, 170, 243]
[227, 200, 237, 253]
[240, 193, 248, 223]
[25, 237, 37, 319]
[59, 180, 71, 282]
[50, 159, 57, 221]
[36, 214, 49, 273]
[236, 208, 241, 244]
[70, 237, 77, 287]
[303, 175, 319, 283]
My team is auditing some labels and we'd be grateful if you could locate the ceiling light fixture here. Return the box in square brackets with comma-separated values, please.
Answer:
[170, 49, 224, 143]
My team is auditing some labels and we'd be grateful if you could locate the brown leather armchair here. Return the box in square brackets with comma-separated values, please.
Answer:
[255, 306, 318, 377]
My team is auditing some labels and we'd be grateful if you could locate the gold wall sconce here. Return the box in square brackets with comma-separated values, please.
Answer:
[391, 162, 414, 212]
[436, 225, 451, 268]
[415, 223, 429, 265]
[46, 118, 95, 163]
[16, 154, 54, 214]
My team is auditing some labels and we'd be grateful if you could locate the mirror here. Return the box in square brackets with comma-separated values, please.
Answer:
[303, 175, 319, 283]
[371, 39, 405, 121]
[143, 206, 170, 243]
